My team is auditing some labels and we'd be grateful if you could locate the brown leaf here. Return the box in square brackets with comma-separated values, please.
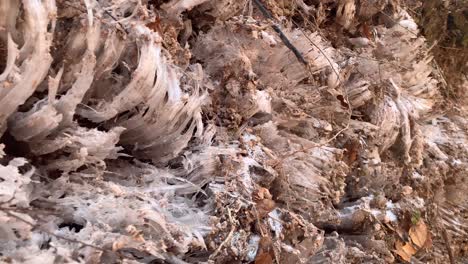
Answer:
[343, 140, 359, 165]
[253, 187, 272, 201]
[361, 22, 373, 40]
[112, 240, 127, 251]
[259, 236, 273, 251]
[394, 240, 417, 262]
[255, 252, 273, 264]
[146, 16, 162, 34]
[409, 219, 428, 248]
[256, 199, 276, 217]
[424, 232, 433, 249]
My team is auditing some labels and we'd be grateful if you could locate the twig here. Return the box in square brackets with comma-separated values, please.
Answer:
[379, 11, 418, 37]
[438, 46, 465, 51]
[62, 2, 128, 34]
[104, 11, 128, 34]
[209, 208, 235, 260]
[267, 115, 351, 169]
[378, 60, 383, 84]
[96, 2, 129, 34]
[252, 207, 266, 237]
[0, 207, 153, 262]
[252, 0, 308, 65]
[1, 208, 108, 252]
[0, 206, 61, 216]
[434, 205, 456, 264]
[252, 0, 345, 105]
[441, 224, 456, 264]
[291, 20, 341, 84]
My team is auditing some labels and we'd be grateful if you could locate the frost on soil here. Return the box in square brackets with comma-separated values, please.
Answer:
[0, 0, 467, 263]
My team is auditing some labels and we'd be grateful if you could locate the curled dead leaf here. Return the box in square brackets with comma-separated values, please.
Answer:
[253, 187, 273, 201]
[401, 186, 413, 196]
[253, 187, 275, 217]
[394, 219, 431, 262]
[146, 16, 162, 34]
[255, 236, 274, 264]
[424, 232, 433, 249]
[112, 240, 126, 251]
[409, 219, 428, 248]
[126, 225, 145, 242]
[255, 252, 273, 264]
[394, 240, 417, 262]
[256, 199, 276, 218]
[343, 140, 359, 165]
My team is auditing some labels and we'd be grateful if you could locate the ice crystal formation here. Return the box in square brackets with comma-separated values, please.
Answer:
[0, 0, 466, 263]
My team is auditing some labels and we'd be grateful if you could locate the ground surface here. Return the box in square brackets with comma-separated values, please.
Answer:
[0, 0, 467, 263]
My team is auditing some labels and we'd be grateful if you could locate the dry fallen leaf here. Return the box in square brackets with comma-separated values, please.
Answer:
[112, 240, 127, 251]
[409, 219, 428, 248]
[255, 252, 273, 264]
[424, 232, 433, 249]
[395, 219, 431, 262]
[343, 140, 359, 165]
[401, 186, 413, 196]
[255, 236, 274, 264]
[394, 240, 417, 262]
[253, 187, 276, 217]
[126, 225, 145, 242]
[253, 187, 273, 201]
[256, 199, 276, 217]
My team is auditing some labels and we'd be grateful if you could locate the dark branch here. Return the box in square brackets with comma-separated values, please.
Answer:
[252, 0, 308, 65]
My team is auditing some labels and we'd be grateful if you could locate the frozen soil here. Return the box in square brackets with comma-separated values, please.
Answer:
[0, 0, 466, 263]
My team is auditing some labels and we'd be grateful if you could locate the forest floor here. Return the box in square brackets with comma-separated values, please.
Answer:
[0, 0, 466, 263]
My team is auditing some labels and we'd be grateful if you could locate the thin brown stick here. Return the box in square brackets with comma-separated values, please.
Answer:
[1, 208, 108, 252]
[209, 208, 235, 260]
[441, 225, 456, 264]
[0, 206, 61, 216]
[291, 20, 341, 85]
[379, 11, 418, 37]
[278, 122, 349, 160]
[433, 204, 456, 264]
[252, 0, 308, 65]
[62, 2, 128, 34]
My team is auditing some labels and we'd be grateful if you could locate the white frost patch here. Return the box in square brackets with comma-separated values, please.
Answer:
[339, 195, 374, 216]
[261, 31, 277, 46]
[342, 195, 398, 222]
[240, 157, 257, 193]
[246, 235, 261, 261]
[242, 133, 258, 142]
[0, 158, 34, 207]
[397, 10, 419, 34]
[412, 171, 425, 179]
[386, 201, 395, 209]
[385, 210, 398, 222]
[268, 209, 283, 238]
[399, 20, 418, 33]
[370, 209, 381, 217]
[0, 144, 4, 158]
[411, 197, 426, 209]
[370, 209, 397, 222]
